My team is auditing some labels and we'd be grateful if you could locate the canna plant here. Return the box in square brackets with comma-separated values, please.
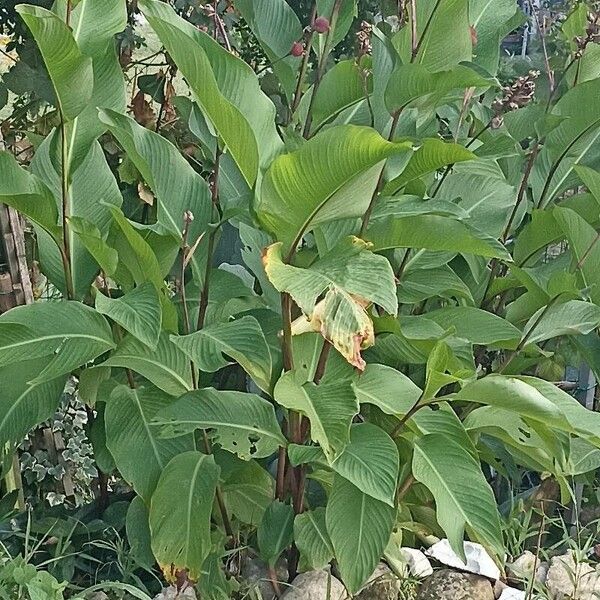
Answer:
[2, 0, 600, 595]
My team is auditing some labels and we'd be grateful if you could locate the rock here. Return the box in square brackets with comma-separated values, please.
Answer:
[425, 539, 501, 580]
[281, 570, 348, 600]
[416, 569, 495, 600]
[400, 548, 434, 578]
[498, 586, 526, 600]
[239, 556, 287, 600]
[153, 587, 197, 600]
[356, 563, 401, 600]
[545, 551, 600, 600]
[506, 551, 548, 585]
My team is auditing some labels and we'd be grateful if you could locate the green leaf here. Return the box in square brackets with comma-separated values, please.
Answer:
[274, 372, 359, 462]
[365, 214, 511, 259]
[257, 500, 294, 567]
[95, 283, 162, 350]
[470, 0, 521, 73]
[554, 207, 600, 304]
[170, 316, 273, 394]
[139, 0, 262, 185]
[294, 508, 334, 572]
[384, 139, 475, 194]
[326, 474, 395, 594]
[255, 125, 412, 253]
[575, 165, 600, 205]
[522, 300, 600, 345]
[0, 358, 66, 446]
[352, 363, 422, 416]
[398, 265, 474, 304]
[98, 109, 212, 264]
[154, 388, 286, 460]
[426, 307, 521, 347]
[235, 0, 303, 98]
[102, 333, 193, 396]
[311, 58, 372, 131]
[385, 64, 489, 114]
[396, 0, 472, 71]
[455, 375, 567, 428]
[105, 384, 193, 502]
[332, 423, 399, 506]
[220, 455, 274, 526]
[16, 4, 93, 120]
[0, 152, 60, 237]
[0, 301, 115, 382]
[126, 496, 154, 570]
[412, 433, 504, 561]
[531, 78, 600, 206]
[150, 451, 219, 582]
[68, 217, 119, 276]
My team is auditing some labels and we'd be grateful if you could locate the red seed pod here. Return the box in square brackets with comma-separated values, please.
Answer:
[312, 16, 330, 34]
[290, 41, 305, 57]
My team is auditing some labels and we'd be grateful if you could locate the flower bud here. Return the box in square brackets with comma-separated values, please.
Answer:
[290, 41, 305, 57]
[312, 16, 330, 34]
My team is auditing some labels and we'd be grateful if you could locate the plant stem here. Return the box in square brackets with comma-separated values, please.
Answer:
[303, 0, 343, 137]
[290, 5, 317, 119]
[411, 0, 443, 62]
[409, 0, 418, 60]
[359, 109, 401, 235]
[59, 117, 74, 300]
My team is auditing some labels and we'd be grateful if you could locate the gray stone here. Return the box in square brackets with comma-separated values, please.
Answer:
[239, 556, 287, 600]
[356, 563, 401, 600]
[281, 570, 348, 600]
[416, 569, 495, 600]
[153, 586, 197, 600]
[506, 551, 548, 585]
[400, 548, 434, 579]
[544, 551, 600, 600]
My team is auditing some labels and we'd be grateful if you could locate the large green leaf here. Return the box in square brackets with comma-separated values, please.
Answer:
[0, 152, 59, 237]
[257, 500, 294, 567]
[66, 0, 127, 170]
[150, 451, 219, 582]
[470, 0, 520, 73]
[0, 358, 67, 446]
[220, 455, 274, 526]
[98, 109, 212, 259]
[531, 78, 600, 206]
[139, 0, 276, 185]
[95, 283, 162, 350]
[255, 125, 412, 253]
[235, 0, 302, 98]
[0, 301, 115, 382]
[385, 64, 489, 114]
[521, 300, 600, 345]
[102, 333, 193, 396]
[326, 475, 395, 594]
[294, 508, 334, 572]
[332, 423, 399, 506]
[352, 363, 422, 415]
[426, 307, 521, 347]
[384, 139, 475, 194]
[455, 375, 567, 428]
[274, 372, 359, 462]
[365, 214, 511, 259]
[154, 388, 286, 460]
[105, 384, 193, 502]
[412, 433, 504, 561]
[310, 58, 372, 131]
[170, 316, 273, 394]
[126, 496, 154, 570]
[396, 0, 472, 71]
[16, 5, 93, 120]
[554, 207, 600, 304]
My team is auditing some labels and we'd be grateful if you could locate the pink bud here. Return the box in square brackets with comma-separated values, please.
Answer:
[312, 16, 330, 34]
[290, 41, 305, 57]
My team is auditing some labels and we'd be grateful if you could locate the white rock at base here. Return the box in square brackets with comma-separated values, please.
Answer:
[498, 587, 526, 600]
[399, 548, 434, 578]
[153, 586, 197, 600]
[544, 551, 600, 600]
[281, 570, 348, 600]
[425, 539, 501, 581]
